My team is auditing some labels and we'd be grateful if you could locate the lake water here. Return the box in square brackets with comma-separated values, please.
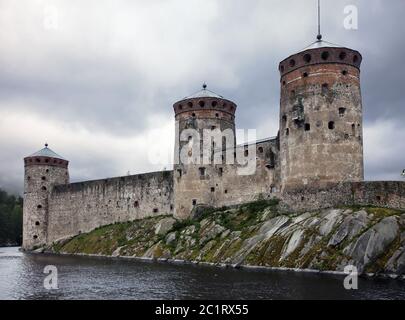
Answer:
[0, 246, 404, 300]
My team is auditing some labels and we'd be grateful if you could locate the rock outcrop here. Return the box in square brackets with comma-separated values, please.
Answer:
[48, 201, 405, 276]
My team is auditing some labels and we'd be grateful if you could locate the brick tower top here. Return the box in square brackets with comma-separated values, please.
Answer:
[173, 84, 237, 119]
[278, 39, 362, 78]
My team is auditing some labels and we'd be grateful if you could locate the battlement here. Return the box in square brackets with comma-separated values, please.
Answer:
[279, 45, 362, 78]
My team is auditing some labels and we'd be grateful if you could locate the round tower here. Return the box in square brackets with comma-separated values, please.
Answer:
[278, 39, 364, 190]
[173, 84, 237, 219]
[22, 144, 69, 250]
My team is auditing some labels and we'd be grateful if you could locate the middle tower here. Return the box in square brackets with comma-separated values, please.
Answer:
[173, 84, 237, 219]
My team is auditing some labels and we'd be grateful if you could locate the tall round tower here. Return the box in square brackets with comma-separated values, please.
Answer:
[173, 84, 237, 219]
[278, 39, 364, 190]
[23, 144, 69, 250]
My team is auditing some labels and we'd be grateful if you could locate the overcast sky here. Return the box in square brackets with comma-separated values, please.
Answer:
[0, 0, 404, 194]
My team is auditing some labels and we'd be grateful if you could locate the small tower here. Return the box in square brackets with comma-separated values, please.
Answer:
[22, 144, 69, 250]
[173, 84, 237, 219]
[278, 37, 364, 190]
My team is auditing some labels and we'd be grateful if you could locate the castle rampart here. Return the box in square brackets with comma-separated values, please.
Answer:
[47, 171, 174, 244]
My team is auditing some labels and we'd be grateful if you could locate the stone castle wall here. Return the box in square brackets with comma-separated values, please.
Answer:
[46, 171, 174, 243]
[280, 181, 405, 212]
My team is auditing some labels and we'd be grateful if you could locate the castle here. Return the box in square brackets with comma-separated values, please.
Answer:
[22, 36, 405, 250]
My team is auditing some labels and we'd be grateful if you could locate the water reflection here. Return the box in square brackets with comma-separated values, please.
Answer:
[0, 247, 404, 300]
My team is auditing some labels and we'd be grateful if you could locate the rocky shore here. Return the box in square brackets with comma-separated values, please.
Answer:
[44, 200, 405, 277]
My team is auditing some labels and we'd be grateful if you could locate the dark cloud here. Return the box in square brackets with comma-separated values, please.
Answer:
[0, 0, 404, 195]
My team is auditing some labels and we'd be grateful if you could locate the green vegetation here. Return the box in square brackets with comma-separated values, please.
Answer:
[0, 189, 23, 246]
[48, 199, 405, 275]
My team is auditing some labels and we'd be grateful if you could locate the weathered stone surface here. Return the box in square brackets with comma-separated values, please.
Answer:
[280, 228, 305, 261]
[344, 216, 399, 271]
[318, 209, 344, 236]
[385, 248, 405, 274]
[328, 210, 369, 247]
[200, 224, 226, 244]
[165, 232, 176, 245]
[154, 217, 176, 235]
[259, 216, 290, 239]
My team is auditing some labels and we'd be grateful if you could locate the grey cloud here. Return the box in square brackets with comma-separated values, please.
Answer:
[0, 0, 404, 194]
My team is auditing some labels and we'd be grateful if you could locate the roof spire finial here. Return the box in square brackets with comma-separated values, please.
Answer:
[45, 142, 48, 148]
[317, 0, 322, 41]
[202, 82, 207, 90]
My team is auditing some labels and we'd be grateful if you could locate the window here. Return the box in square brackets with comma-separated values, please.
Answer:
[339, 108, 346, 116]
[41, 176, 46, 181]
[339, 51, 347, 60]
[258, 147, 264, 153]
[192, 113, 196, 117]
[211, 187, 215, 192]
[352, 123, 356, 135]
[322, 83, 329, 94]
[170, 204, 173, 211]
[199, 101, 205, 107]
[35, 221, 40, 226]
[37, 205, 42, 209]
[303, 54, 311, 63]
[328, 121, 335, 130]
[192, 199, 197, 206]
[218, 167, 223, 177]
[153, 208, 158, 213]
[33, 235, 38, 239]
[178, 104, 183, 110]
[353, 55, 359, 63]
[199, 167, 206, 176]
[244, 149, 249, 157]
[280, 65, 285, 72]
[303, 72, 309, 78]
[41, 186, 47, 191]
[211, 101, 218, 107]
[282, 81, 286, 86]
[27, 176, 31, 181]
[188, 102, 193, 108]
[282, 115, 287, 123]
[285, 128, 289, 136]
[321, 51, 329, 60]
[134, 201, 139, 208]
[211, 126, 216, 130]
[177, 169, 182, 177]
[342, 70, 348, 76]
[305, 123, 311, 131]
[289, 59, 295, 67]
[46, 169, 49, 173]
[224, 189, 228, 194]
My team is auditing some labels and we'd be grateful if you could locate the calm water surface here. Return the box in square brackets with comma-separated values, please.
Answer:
[0, 247, 404, 300]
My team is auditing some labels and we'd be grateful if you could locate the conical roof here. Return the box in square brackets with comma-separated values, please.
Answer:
[28, 144, 66, 160]
[183, 84, 224, 100]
